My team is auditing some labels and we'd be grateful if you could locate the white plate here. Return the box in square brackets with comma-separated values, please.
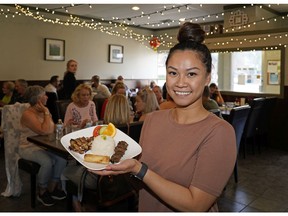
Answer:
[60, 126, 142, 170]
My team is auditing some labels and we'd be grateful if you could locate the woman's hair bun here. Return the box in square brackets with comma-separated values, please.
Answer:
[177, 22, 205, 44]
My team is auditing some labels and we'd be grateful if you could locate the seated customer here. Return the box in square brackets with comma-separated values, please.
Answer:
[117, 75, 131, 97]
[203, 86, 222, 118]
[209, 83, 224, 106]
[104, 94, 133, 124]
[11, 79, 28, 103]
[64, 84, 98, 129]
[159, 93, 176, 110]
[0, 81, 15, 106]
[202, 86, 220, 111]
[152, 85, 165, 105]
[44, 75, 60, 97]
[135, 87, 159, 121]
[91, 75, 111, 99]
[100, 81, 127, 120]
[19, 85, 67, 206]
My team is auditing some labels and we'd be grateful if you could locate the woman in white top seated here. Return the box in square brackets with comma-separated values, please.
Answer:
[19, 85, 67, 207]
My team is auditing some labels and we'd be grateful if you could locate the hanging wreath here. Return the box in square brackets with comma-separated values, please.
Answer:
[149, 37, 161, 51]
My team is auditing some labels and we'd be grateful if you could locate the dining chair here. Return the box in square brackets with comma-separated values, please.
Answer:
[209, 108, 222, 118]
[116, 121, 144, 143]
[1, 103, 41, 208]
[241, 97, 266, 158]
[55, 99, 71, 122]
[257, 97, 277, 147]
[92, 97, 108, 120]
[45, 91, 58, 123]
[227, 105, 251, 183]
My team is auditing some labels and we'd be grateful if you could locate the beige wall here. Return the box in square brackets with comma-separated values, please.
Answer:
[1, 5, 288, 90]
[0, 6, 158, 83]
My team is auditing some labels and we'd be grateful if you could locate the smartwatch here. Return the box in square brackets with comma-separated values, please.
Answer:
[134, 162, 148, 181]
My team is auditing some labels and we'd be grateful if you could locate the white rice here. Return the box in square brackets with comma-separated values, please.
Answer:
[91, 135, 115, 157]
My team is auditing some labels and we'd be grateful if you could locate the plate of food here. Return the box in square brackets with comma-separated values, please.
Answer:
[60, 123, 142, 170]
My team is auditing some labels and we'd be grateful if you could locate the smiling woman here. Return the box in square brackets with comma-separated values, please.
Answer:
[89, 22, 237, 212]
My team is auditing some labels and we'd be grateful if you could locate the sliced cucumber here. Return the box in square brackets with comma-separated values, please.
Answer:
[99, 126, 107, 134]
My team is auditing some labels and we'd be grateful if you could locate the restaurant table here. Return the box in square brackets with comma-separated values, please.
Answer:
[221, 109, 230, 121]
[27, 134, 70, 159]
[219, 106, 232, 121]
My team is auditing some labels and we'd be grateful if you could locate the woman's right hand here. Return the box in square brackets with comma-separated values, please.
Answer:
[89, 159, 142, 176]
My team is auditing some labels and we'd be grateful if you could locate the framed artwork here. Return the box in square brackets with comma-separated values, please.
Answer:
[44, 38, 65, 61]
[109, 44, 123, 63]
[267, 60, 280, 85]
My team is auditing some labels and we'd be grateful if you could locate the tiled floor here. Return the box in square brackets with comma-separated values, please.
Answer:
[1, 142, 288, 212]
[219, 147, 288, 212]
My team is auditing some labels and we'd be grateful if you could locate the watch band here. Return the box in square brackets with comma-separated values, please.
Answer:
[134, 162, 148, 181]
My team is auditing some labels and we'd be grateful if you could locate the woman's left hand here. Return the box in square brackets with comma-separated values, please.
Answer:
[34, 101, 49, 113]
[88, 158, 141, 176]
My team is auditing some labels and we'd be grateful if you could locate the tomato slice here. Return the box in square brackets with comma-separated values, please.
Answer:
[93, 125, 102, 137]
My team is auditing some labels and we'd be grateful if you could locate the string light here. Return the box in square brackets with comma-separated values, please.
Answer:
[0, 4, 287, 50]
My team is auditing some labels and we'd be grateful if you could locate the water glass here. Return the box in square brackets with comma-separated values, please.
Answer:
[95, 120, 104, 126]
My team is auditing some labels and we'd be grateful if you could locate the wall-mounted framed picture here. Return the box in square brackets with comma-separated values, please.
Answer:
[45, 38, 65, 61]
[109, 44, 123, 63]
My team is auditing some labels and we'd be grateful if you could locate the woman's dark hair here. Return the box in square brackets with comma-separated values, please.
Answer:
[202, 86, 210, 98]
[165, 22, 212, 73]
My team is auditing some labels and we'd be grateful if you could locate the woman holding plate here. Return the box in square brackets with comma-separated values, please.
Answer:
[90, 22, 237, 212]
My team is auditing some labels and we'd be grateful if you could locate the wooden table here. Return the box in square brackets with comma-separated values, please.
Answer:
[27, 134, 70, 158]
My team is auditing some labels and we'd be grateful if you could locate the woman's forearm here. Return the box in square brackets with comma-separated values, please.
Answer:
[142, 167, 216, 211]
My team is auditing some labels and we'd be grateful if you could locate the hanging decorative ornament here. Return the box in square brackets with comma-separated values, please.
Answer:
[149, 37, 161, 51]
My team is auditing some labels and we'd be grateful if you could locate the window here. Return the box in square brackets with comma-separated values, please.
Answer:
[157, 51, 168, 87]
[212, 49, 281, 95]
[157, 48, 282, 96]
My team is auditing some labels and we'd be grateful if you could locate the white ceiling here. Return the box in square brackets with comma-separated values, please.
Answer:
[17, 4, 288, 30]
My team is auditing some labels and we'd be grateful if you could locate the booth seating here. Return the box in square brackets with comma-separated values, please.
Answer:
[241, 98, 266, 158]
[227, 105, 251, 183]
[55, 100, 71, 122]
[92, 97, 107, 120]
[45, 92, 58, 123]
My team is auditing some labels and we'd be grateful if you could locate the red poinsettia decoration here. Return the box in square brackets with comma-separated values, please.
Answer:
[149, 37, 161, 51]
